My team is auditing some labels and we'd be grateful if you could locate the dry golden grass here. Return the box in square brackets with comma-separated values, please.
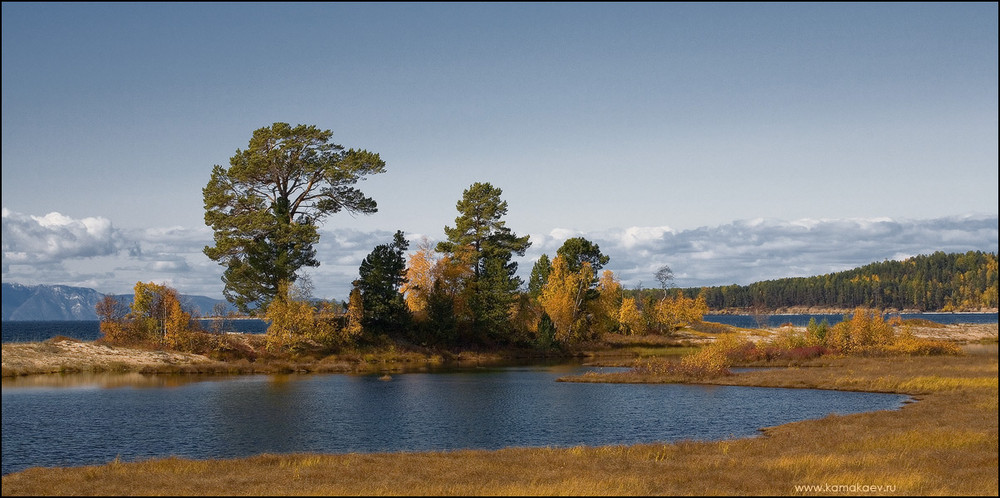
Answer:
[3, 344, 996, 496]
[1, 336, 521, 378]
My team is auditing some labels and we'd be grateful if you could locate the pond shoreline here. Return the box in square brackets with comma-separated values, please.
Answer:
[3, 323, 995, 378]
[0, 337, 580, 378]
[2, 343, 995, 495]
[2, 319, 997, 496]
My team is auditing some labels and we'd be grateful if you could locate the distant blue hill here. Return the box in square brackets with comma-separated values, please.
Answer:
[1, 282, 234, 321]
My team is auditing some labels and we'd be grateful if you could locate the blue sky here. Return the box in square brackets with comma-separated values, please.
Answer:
[2, 2, 997, 301]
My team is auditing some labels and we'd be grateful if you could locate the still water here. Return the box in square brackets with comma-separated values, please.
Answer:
[0, 319, 270, 343]
[2, 365, 910, 476]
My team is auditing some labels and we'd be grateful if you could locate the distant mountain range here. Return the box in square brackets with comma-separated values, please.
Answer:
[1, 282, 233, 321]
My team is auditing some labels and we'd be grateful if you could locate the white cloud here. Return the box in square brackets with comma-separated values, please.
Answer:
[2, 208, 128, 263]
[148, 260, 191, 272]
[574, 215, 999, 289]
[3, 209, 997, 302]
[504, 215, 999, 294]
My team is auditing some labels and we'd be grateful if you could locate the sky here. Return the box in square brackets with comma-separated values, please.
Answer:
[2, 2, 998, 301]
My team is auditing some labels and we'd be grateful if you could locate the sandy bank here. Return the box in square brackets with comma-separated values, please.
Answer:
[1, 339, 217, 376]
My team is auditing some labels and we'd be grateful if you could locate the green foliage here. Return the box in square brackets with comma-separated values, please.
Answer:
[423, 279, 458, 345]
[436, 182, 531, 277]
[556, 236, 608, 305]
[556, 237, 609, 277]
[203, 122, 385, 313]
[356, 230, 410, 333]
[806, 317, 830, 342]
[527, 254, 552, 299]
[536, 311, 556, 350]
[470, 255, 521, 342]
[435, 182, 530, 343]
[675, 251, 998, 312]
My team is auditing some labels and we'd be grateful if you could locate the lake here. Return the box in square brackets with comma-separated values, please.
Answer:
[1, 364, 910, 476]
[2, 312, 995, 343]
[0, 319, 270, 343]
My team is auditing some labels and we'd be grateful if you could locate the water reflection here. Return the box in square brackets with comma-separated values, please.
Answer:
[2, 365, 910, 476]
[1, 372, 234, 390]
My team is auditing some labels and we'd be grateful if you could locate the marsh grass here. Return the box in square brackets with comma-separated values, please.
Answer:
[1, 339, 515, 378]
[3, 345, 996, 496]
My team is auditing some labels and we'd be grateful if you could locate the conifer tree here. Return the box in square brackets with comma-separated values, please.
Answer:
[203, 122, 385, 313]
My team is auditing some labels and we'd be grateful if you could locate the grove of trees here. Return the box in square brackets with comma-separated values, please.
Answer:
[228, 176, 710, 354]
[96, 281, 202, 350]
[97, 123, 995, 357]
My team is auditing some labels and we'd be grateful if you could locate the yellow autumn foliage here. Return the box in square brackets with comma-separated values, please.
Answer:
[538, 255, 594, 343]
[652, 292, 709, 333]
[401, 240, 436, 322]
[265, 281, 352, 353]
[593, 270, 622, 335]
[618, 297, 644, 335]
[98, 281, 199, 347]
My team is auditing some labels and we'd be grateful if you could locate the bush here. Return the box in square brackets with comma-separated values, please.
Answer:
[825, 308, 895, 355]
[889, 329, 962, 356]
[767, 325, 821, 351]
[633, 334, 755, 379]
[823, 308, 962, 357]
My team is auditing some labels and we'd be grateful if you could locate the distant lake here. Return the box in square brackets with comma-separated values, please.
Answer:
[704, 312, 998, 328]
[1, 365, 910, 476]
[1, 319, 269, 343]
[2, 313, 995, 343]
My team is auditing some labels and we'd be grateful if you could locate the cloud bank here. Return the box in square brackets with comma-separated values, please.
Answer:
[1, 208, 128, 263]
[540, 215, 998, 290]
[2, 207, 997, 300]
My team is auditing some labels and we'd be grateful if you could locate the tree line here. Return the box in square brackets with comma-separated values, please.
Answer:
[665, 251, 998, 312]
[258, 181, 710, 353]
[97, 123, 709, 356]
[97, 123, 995, 357]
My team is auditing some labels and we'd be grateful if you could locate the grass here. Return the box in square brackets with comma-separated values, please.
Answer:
[0, 336, 532, 378]
[3, 342, 996, 495]
[2, 329, 708, 378]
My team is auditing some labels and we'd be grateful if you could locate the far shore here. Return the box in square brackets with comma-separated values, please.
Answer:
[707, 306, 999, 315]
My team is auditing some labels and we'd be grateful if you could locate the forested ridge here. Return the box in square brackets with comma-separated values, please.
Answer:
[671, 251, 998, 312]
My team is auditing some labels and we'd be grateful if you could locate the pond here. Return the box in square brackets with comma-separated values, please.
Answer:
[1, 364, 910, 476]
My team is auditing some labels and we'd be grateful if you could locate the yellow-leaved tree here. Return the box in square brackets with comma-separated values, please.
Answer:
[593, 269, 622, 335]
[538, 255, 595, 344]
[97, 281, 199, 348]
[824, 307, 895, 354]
[95, 294, 135, 344]
[345, 286, 365, 340]
[653, 292, 709, 333]
[618, 296, 645, 335]
[401, 239, 437, 322]
[265, 280, 350, 354]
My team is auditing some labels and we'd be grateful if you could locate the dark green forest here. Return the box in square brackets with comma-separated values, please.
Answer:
[663, 251, 998, 312]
